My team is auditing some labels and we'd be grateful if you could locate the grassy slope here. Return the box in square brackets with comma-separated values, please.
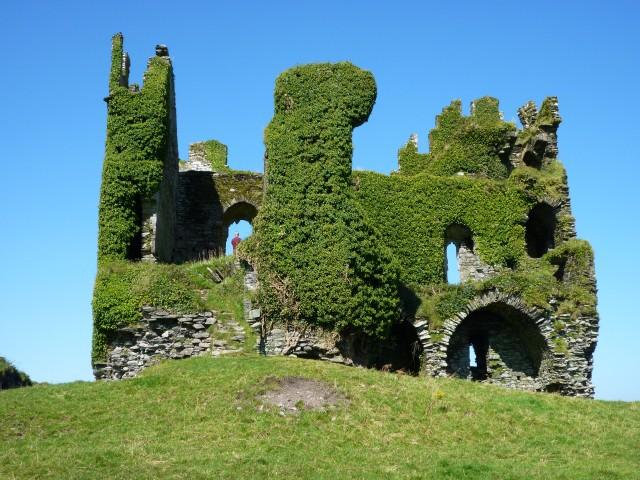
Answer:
[1, 356, 638, 479]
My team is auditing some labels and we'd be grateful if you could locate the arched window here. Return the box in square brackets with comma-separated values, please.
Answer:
[446, 243, 459, 284]
[525, 203, 556, 258]
[444, 224, 473, 284]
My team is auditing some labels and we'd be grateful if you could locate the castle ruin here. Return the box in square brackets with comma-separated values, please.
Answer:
[93, 34, 599, 397]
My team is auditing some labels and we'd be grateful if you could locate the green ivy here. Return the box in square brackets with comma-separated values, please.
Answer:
[189, 139, 230, 172]
[354, 91, 596, 352]
[97, 33, 172, 260]
[246, 63, 399, 338]
[398, 97, 516, 179]
[93, 42, 597, 363]
[355, 169, 528, 286]
[93, 34, 175, 360]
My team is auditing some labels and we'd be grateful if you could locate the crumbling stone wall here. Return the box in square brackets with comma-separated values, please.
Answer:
[173, 170, 262, 262]
[171, 139, 263, 262]
[243, 268, 422, 373]
[93, 306, 248, 380]
[419, 291, 597, 397]
[456, 243, 496, 282]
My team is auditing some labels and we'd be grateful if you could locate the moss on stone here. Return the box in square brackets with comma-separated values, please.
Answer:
[213, 173, 263, 208]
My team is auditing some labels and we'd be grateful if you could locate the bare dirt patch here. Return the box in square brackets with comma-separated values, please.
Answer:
[257, 376, 347, 414]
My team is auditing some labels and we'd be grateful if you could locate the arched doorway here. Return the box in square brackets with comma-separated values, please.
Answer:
[221, 201, 258, 256]
[446, 302, 548, 385]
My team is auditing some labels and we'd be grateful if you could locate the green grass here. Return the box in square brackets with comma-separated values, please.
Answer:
[1, 356, 638, 479]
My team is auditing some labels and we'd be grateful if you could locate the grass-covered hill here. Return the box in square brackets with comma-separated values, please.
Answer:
[1, 356, 638, 479]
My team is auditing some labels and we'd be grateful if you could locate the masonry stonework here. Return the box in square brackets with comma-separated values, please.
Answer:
[93, 306, 248, 380]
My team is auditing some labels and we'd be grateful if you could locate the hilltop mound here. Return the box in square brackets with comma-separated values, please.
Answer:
[1, 356, 637, 479]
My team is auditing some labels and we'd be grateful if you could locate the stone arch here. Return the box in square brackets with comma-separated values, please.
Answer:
[171, 153, 263, 263]
[525, 202, 557, 258]
[420, 291, 554, 391]
[222, 200, 258, 227]
[219, 200, 258, 254]
[445, 223, 473, 249]
[446, 302, 548, 384]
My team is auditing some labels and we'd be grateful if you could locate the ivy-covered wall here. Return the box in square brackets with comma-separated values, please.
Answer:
[92, 36, 599, 395]
[398, 97, 516, 178]
[353, 96, 598, 394]
[94, 34, 177, 360]
[246, 63, 399, 338]
[97, 33, 174, 261]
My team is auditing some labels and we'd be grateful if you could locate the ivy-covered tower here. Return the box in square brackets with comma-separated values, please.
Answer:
[98, 33, 178, 263]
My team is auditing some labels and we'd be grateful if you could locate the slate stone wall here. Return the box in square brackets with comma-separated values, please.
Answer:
[457, 243, 496, 282]
[173, 171, 224, 262]
[93, 306, 247, 380]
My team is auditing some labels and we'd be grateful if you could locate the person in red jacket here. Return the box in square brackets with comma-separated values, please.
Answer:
[231, 232, 241, 255]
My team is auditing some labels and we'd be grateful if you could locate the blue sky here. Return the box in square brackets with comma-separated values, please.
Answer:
[0, 0, 638, 400]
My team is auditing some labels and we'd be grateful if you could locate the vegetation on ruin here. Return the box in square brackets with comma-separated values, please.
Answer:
[97, 33, 172, 260]
[398, 97, 516, 178]
[92, 256, 249, 362]
[202, 139, 230, 172]
[245, 63, 400, 338]
[1, 356, 638, 479]
[212, 172, 263, 208]
[355, 169, 526, 286]
[416, 239, 596, 334]
[352, 95, 596, 354]
[354, 97, 572, 289]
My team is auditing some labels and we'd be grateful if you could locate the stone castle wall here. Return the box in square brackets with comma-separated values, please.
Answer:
[94, 306, 248, 380]
[96, 269, 597, 398]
